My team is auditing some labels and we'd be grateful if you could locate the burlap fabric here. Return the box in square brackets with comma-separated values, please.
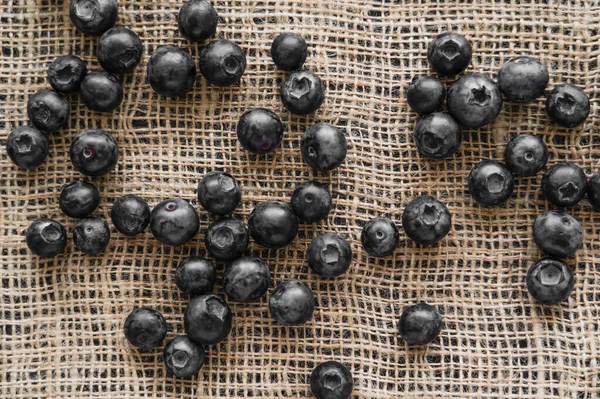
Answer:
[1, 0, 599, 397]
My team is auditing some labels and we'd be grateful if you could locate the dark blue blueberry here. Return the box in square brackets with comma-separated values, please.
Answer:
[178, 0, 218, 42]
[73, 217, 110, 254]
[360, 216, 399, 257]
[184, 294, 232, 345]
[406, 76, 446, 115]
[498, 57, 549, 102]
[541, 162, 587, 207]
[175, 257, 216, 296]
[280, 70, 325, 115]
[291, 181, 332, 223]
[427, 32, 472, 76]
[123, 307, 168, 350]
[532, 211, 583, 258]
[69, 0, 118, 36]
[413, 112, 462, 160]
[147, 45, 197, 97]
[198, 171, 242, 215]
[546, 84, 590, 128]
[398, 303, 442, 345]
[468, 160, 514, 206]
[526, 258, 575, 305]
[310, 361, 354, 399]
[587, 170, 600, 211]
[269, 280, 316, 326]
[80, 71, 123, 112]
[306, 233, 352, 278]
[48, 55, 87, 93]
[96, 27, 143, 74]
[447, 73, 503, 128]
[300, 122, 347, 173]
[27, 89, 69, 132]
[163, 335, 206, 378]
[199, 39, 246, 86]
[205, 218, 249, 262]
[223, 256, 271, 303]
[270, 32, 308, 71]
[6, 126, 49, 170]
[149, 199, 199, 246]
[402, 195, 451, 245]
[503, 134, 548, 176]
[69, 129, 119, 177]
[248, 201, 298, 248]
[26, 219, 67, 257]
[59, 180, 100, 218]
[236, 108, 284, 154]
[110, 194, 150, 236]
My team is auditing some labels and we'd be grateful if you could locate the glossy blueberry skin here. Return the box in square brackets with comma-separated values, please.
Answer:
[59, 180, 100, 218]
[199, 39, 246, 86]
[197, 171, 241, 215]
[205, 218, 249, 262]
[306, 234, 352, 278]
[110, 194, 150, 236]
[398, 303, 442, 345]
[468, 160, 514, 207]
[80, 71, 123, 112]
[301, 122, 347, 173]
[175, 257, 216, 297]
[402, 195, 451, 245]
[96, 27, 143, 74]
[123, 307, 168, 350]
[236, 108, 284, 154]
[178, 0, 218, 42]
[291, 181, 332, 223]
[69, 129, 119, 177]
[413, 112, 462, 160]
[163, 335, 206, 378]
[223, 256, 271, 303]
[427, 32, 472, 76]
[269, 280, 316, 326]
[546, 84, 590, 128]
[498, 57, 549, 103]
[150, 199, 199, 246]
[310, 361, 354, 399]
[6, 126, 49, 170]
[48, 55, 87, 93]
[73, 217, 110, 254]
[69, 0, 118, 36]
[587, 170, 600, 211]
[526, 258, 574, 305]
[406, 76, 446, 115]
[270, 32, 308, 71]
[26, 219, 67, 257]
[533, 211, 583, 258]
[27, 89, 69, 132]
[541, 162, 587, 207]
[280, 70, 325, 115]
[147, 45, 197, 97]
[361, 216, 399, 257]
[447, 73, 502, 128]
[184, 294, 232, 345]
[503, 134, 548, 176]
[248, 201, 298, 248]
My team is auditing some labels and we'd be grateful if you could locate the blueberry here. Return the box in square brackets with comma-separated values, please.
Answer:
[197, 171, 241, 215]
[123, 307, 168, 350]
[310, 361, 354, 399]
[110, 194, 150, 236]
[587, 170, 600, 211]
[306, 233, 352, 278]
[205, 218, 249, 262]
[80, 71, 123, 112]
[59, 180, 100, 218]
[402, 195, 451, 245]
[26, 219, 67, 257]
[96, 27, 143, 74]
[280, 70, 325, 115]
[236, 108, 284, 154]
[69, 0, 118, 36]
[269, 280, 316, 326]
[27, 89, 69, 132]
[546, 84, 590, 128]
[498, 57, 549, 103]
[270, 32, 308, 71]
[398, 303, 442, 345]
[73, 217, 110, 254]
[406, 76, 446, 115]
[184, 294, 232, 345]
[291, 181, 332, 223]
[175, 257, 216, 296]
[69, 129, 119, 176]
[541, 162, 587, 207]
[163, 335, 206, 378]
[503, 134, 549, 176]
[199, 39, 246, 86]
[413, 112, 462, 160]
[526, 258, 575, 305]
[150, 199, 199, 246]
[48, 55, 87, 93]
[6, 126, 49, 170]
[360, 216, 399, 257]
[178, 0, 218, 42]
[223, 256, 271, 303]
[300, 122, 347, 173]
[447, 73, 503, 128]
[427, 32, 472, 76]
[248, 201, 298, 248]
[147, 45, 197, 97]
[532, 210, 583, 258]
[468, 160, 514, 206]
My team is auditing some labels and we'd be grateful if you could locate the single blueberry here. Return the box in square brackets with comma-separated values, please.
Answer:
[310, 361, 354, 399]
[178, 0, 218, 42]
[175, 257, 216, 297]
[199, 39, 246, 86]
[163, 335, 206, 378]
[498, 56, 549, 102]
[269, 280, 316, 326]
[27, 89, 69, 132]
[360, 216, 399, 257]
[541, 162, 587, 207]
[96, 27, 143, 74]
[223, 256, 271, 303]
[236, 108, 284, 154]
[406, 76, 446, 115]
[149, 199, 199, 246]
[447, 73, 503, 128]
[468, 160, 514, 206]
[147, 45, 197, 97]
[205, 218, 249, 262]
[48, 55, 87, 93]
[526, 258, 575, 305]
[306, 233, 352, 278]
[69, 129, 119, 177]
[291, 181, 332, 223]
[110, 194, 150, 236]
[427, 32, 472, 76]
[300, 122, 347, 173]
[184, 294, 232, 345]
[123, 307, 168, 350]
[26, 219, 67, 257]
[80, 71, 123, 112]
[280, 70, 325, 115]
[69, 0, 118, 36]
[59, 180, 101, 218]
[270, 32, 308, 71]
[587, 170, 600, 211]
[248, 201, 298, 248]
[532, 210, 583, 258]
[73, 217, 110, 254]
[398, 303, 442, 345]
[413, 112, 462, 160]
[6, 126, 49, 170]
[402, 195, 451, 245]
[197, 171, 241, 215]
[546, 84, 590, 128]
[503, 134, 549, 176]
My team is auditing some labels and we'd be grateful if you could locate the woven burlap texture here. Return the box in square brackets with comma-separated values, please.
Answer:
[1, 0, 600, 398]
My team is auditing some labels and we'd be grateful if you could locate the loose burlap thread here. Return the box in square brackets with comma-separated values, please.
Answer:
[1, 0, 600, 398]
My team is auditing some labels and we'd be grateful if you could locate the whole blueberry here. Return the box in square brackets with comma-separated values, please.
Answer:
[532, 211, 583, 258]
[184, 294, 232, 345]
[413, 112, 462, 160]
[310, 361, 354, 399]
[402, 195, 451, 245]
[398, 303, 442, 345]
[205, 218, 249, 262]
[498, 57, 549, 102]
[27, 89, 69, 132]
[269, 280, 316, 326]
[306, 233, 352, 278]
[248, 201, 298, 248]
[300, 122, 347, 173]
[447, 73, 503, 128]
[587, 170, 600, 211]
[175, 257, 216, 297]
[147, 45, 197, 97]
[503, 134, 549, 176]
[110, 194, 150, 236]
[69, 0, 118, 36]
[406, 76, 446, 115]
[280, 70, 325, 115]
[541, 162, 587, 207]
[163, 335, 206, 378]
[96, 27, 143, 74]
[526, 258, 575, 305]
[199, 39, 246, 86]
[361, 216, 399, 257]
[197, 171, 241, 215]
[427, 32, 472, 76]
[178, 0, 218, 42]
[59, 180, 100, 218]
[468, 160, 514, 206]
[291, 181, 332, 223]
[48, 55, 87, 93]
[236, 108, 284, 154]
[223, 256, 271, 303]
[80, 71, 123, 112]
[270, 32, 308, 71]
[73, 217, 110, 254]
[26, 219, 67, 257]
[69, 129, 119, 177]
[150, 199, 199, 246]
[6, 126, 49, 170]
[546, 84, 590, 128]
[123, 307, 168, 350]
